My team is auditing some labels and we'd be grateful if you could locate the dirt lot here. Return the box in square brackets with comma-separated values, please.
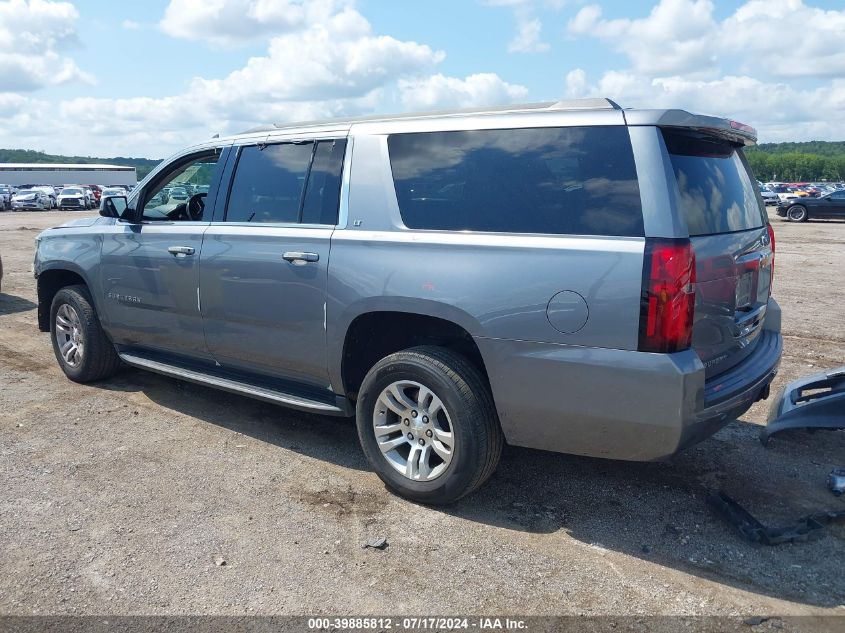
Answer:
[0, 210, 843, 619]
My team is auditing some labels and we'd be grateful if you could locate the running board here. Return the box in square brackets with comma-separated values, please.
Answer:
[118, 352, 349, 415]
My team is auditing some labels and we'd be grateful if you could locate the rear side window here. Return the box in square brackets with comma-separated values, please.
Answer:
[226, 143, 314, 224]
[663, 130, 765, 236]
[301, 139, 347, 225]
[387, 126, 644, 236]
[225, 139, 346, 225]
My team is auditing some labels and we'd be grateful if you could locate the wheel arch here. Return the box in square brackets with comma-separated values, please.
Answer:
[331, 302, 490, 402]
[36, 264, 96, 332]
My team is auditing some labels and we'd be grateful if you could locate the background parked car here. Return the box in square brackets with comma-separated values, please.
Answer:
[86, 185, 102, 206]
[168, 186, 189, 202]
[57, 187, 89, 210]
[11, 189, 50, 210]
[777, 190, 845, 222]
[32, 186, 57, 209]
[81, 187, 95, 208]
[0, 185, 13, 210]
[758, 182, 779, 205]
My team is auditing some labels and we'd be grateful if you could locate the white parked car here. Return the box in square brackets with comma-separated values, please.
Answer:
[11, 189, 50, 210]
[57, 187, 90, 210]
[0, 184, 13, 210]
[31, 186, 57, 208]
[758, 182, 779, 206]
[80, 187, 96, 208]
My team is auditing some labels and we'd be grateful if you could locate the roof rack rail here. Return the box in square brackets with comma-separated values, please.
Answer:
[236, 97, 623, 136]
[549, 97, 622, 111]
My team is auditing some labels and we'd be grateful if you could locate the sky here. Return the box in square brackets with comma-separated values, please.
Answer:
[1, 0, 844, 159]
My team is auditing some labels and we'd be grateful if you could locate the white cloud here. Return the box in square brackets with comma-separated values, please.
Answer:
[190, 9, 444, 104]
[562, 0, 845, 141]
[508, 18, 548, 53]
[564, 69, 845, 143]
[567, 0, 845, 79]
[159, 0, 346, 45]
[721, 0, 845, 78]
[484, 0, 567, 54]
[0, 4, 525, 157]
[121, 19, 140, 30]
[0, 0, 93, 90]
[398, 73, 529, 110]
[568, 0, 718, 76]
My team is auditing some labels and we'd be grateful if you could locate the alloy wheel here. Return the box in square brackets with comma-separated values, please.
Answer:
[788, 206, 807, 221]
[54, 303, 84, 368]
[372, 380, 455, 481]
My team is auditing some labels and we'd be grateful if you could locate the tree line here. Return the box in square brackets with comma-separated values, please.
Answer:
[745, 141, 845, 182]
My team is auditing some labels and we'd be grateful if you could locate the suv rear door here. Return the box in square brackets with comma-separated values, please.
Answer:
[662, 129, 773, 378]
[199, 137, 347, 388]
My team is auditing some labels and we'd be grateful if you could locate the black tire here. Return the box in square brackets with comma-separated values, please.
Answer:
[50, 285, 121, 383]
[787, 204, 808, 222]
[356, 346, 503, 504]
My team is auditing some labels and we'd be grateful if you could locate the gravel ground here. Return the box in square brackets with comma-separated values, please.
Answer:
[0, 209, 843, 619]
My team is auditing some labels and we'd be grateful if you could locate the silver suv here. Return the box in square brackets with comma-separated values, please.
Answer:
[34, 99, 781, 503]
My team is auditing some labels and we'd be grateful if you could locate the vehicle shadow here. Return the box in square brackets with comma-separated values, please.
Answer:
[97, 367, 845, 608]
[0, 293, 37, 315]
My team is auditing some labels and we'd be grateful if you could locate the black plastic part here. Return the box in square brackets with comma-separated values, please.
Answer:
[760, 366, 845, 446]
[707, 490, 845, 546]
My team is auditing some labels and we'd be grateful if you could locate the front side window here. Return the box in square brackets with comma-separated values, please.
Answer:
[387, 126, 644, 236]
[225, 139, 347, 225]
[141, 151, 222, 221]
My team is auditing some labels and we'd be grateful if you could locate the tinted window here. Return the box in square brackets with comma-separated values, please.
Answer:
[663, 131, 765, 236]
[301, 139, 347, 225]
[226, 143, 314, 223]
[387, 126, 643, 236]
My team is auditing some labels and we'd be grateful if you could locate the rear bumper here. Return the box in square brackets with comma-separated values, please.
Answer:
[476, 297, 783, 461]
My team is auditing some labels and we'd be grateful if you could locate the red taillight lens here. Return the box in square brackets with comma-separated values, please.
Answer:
[639, 239, 696, 353]
[767, 222, 775, 290]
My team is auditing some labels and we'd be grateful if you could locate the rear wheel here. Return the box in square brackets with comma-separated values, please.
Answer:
[50, 285, 121, 383]
[356, 346, 503, 504]
[787, 205, 808, 222]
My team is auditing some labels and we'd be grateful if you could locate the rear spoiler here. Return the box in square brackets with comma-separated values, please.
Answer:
[624, 109, 758, 147]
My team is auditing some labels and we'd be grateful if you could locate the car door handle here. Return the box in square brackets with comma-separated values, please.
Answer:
[282, 251, 319, 264]
[168, 246, 195, 257]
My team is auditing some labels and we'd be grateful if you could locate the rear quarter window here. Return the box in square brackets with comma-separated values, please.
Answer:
[387, 126, 644, 237]
[663, 130, 766, 236]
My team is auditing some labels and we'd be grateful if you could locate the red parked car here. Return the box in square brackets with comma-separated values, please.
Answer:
[86, 185, 102, 204]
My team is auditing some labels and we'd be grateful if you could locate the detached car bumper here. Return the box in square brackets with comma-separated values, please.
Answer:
[476, 297, 782, 461]
[760, 366, 845, 446]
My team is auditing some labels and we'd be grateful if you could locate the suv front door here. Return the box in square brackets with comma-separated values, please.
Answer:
[99, 147, 229, 361]
[199, 138, 347, 388]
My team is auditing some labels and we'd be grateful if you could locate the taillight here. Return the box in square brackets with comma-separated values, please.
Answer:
[638, 239, 696, 353]
[767, 222, 775, 290]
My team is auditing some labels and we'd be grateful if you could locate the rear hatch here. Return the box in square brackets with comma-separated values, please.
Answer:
[662, 129, 773, 379]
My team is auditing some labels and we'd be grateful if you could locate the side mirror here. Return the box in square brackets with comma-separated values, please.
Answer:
[100, 195, 128, 218]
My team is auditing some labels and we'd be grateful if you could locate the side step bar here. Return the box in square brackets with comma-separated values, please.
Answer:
[119, 352, 349, 416]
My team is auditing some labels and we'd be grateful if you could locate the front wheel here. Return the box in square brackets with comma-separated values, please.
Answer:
[356, 346, 503, 504]
[50, 285, 121, 383]
[787, 205, 808, 222]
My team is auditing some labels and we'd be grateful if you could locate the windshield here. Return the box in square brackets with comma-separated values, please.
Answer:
[663, 130, 766, 236]
[61, 188, 82, 195]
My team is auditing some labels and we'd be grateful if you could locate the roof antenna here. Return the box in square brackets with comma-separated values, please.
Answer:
[211, 133, 220, 139]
